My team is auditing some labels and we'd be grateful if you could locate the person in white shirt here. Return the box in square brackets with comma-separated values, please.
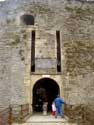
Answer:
[52, 102, 56, 116]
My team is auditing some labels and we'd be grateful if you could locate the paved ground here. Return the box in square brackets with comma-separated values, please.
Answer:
[13, 114, 77, 125]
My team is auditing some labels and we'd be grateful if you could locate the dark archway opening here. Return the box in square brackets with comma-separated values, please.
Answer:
[32, 78, 60, 113]
[21, 14, 34, 25]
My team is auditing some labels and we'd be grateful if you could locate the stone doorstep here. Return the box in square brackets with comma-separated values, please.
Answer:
[12, 115, 74, 125]
[28, 121, 67, 123]
[12, 123, 77, 125]
[12, 116, 76, 125]
[26, 115, 68, 123]
[27, 118, 67, 123]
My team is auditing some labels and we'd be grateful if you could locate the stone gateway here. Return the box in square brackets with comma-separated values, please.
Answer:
[0, 0, 94, 124]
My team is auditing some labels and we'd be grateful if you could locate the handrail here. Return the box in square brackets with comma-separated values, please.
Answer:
[0, 106, 12, 125]
[0, 107, 9, 114]
[0, 103, 30, 124]
[20, 104, 29, 122]
[12, 103, 30, 123]
[64, 104, 85, 123]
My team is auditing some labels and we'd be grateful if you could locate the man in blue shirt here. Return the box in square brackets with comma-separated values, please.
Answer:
[54, 95, 65, 118]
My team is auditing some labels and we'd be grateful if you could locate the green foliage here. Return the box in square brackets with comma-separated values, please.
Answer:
[23, 33, 27, 39]
[9, 34, 20, 46]
[65, 6, 74, 12]
[75, 8, 83, 14]
[15, 35, 20, 44]
[65, 5, 94, 15]
[65, 6, 83, 14]
[19, 49, 25, 61]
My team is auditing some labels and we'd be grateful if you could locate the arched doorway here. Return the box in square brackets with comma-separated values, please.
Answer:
[32, 78, 60, 112]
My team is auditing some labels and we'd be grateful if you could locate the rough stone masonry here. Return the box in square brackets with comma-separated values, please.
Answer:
[0, 0, 94, 124]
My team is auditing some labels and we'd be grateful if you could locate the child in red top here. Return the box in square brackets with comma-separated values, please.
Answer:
[52, 102, 56, 116]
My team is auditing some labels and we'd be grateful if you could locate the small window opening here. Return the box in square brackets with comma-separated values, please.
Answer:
[31, 30, 35, 72]
[21, 14, 34, 25]
[56, 31, 61, 72]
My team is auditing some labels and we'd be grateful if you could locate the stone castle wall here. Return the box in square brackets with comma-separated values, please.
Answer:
[0, 0, 94, 124]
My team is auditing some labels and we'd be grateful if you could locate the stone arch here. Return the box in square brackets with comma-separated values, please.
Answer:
[32, 78, 60, 112]
[20, 14, 34, 25]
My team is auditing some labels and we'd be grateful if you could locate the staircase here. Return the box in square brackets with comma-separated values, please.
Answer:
[12, 114, 77, 125]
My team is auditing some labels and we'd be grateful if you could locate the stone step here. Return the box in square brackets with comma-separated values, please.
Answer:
[26, 115, 68, 123]
[12, 115, 77, 125]
[13, 123, 77, 125]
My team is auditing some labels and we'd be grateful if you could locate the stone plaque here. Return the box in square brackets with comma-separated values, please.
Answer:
[35, 58, 56, 69]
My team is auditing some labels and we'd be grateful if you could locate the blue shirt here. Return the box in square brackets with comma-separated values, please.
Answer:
[54, 97, 64, 107]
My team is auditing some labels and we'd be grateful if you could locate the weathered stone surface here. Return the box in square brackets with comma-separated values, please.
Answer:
[64, 104, 94, 125]
[0, 0, 94, 124]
